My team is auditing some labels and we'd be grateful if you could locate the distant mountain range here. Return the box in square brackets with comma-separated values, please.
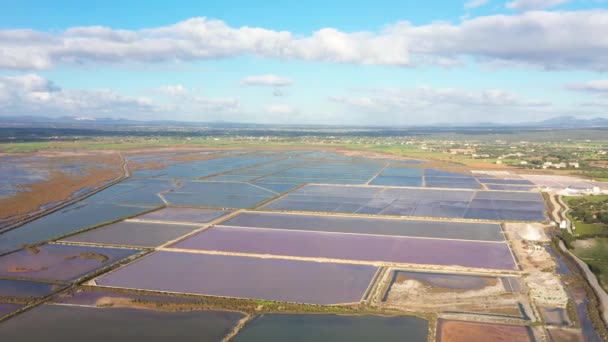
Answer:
[531, 116, 608, 127]
[0, 115, 607, 129]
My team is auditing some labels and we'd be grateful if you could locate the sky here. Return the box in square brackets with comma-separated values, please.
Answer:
[1, 0, 608, 125]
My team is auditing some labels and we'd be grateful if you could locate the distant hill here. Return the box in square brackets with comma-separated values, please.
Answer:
[0, 115, 607, 129]
[530, 116, 608, 127]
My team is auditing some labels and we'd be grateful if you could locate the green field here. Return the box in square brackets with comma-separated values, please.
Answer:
[571, 222, 607, 236]
[564, 195, 608, 237]
[563, 196, 608, 292]
[572, 238, 608, 292]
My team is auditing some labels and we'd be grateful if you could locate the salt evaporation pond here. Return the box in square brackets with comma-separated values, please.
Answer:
[0, 278, 63, 299]
[173, 227, 518, 270]
[0, 244, 140, 282]
[61, 221, 200, 247]
[221, 212, 504, 241]
[135, 207, 232, 223]
[0, 303, 24, 318]
[95, 251, 376, 305]
[0, 304, 244, 341]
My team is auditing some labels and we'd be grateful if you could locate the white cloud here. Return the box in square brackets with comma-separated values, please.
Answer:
[0, 74, 591, 125]
[2, 73, 60, 93]
[581, 100, 608, 107]
[240, 74, 293, 87]
[465, 0, 489, 9]
[569, 80, 608, 93]
[329, 87, 551, 124]
[506, 0, 570, 10]
[266, 104, 298, 115]
[158, 84, 187, 96]
[0, 74, 239, 120]
[1, 11, 607, 71]
[0, 74, 156, 117]
[332, 87, 548, 108]
[0, 18, 409, 70]
[402, 10, 608, 70]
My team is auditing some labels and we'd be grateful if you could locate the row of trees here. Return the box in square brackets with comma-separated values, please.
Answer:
[569, 197, 608, 225]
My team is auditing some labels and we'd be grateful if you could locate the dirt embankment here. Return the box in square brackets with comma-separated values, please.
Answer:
[504, 223, 569, 308]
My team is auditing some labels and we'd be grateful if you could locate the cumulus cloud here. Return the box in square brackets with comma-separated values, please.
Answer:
[569, 80, 608, 93]
[158, 84, 187, 96]
[581, 100, 608, 107]
[2, 73, 61, 93]
[403, 10, 608, 70]
[240, 74, 293, 87]
[506, 0, 570, 10]
[332, 87, 548, 108]
[266, 104, 298, 115]
[465, 0, 489, 9]
[1, 12, 608, 71]
[0, 18, 409, 70]
[0, 74, 156, 117]
[329, 87, 551, 124]
[0, 74, 239, 120]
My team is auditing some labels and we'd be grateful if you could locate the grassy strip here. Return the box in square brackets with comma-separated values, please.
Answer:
[65, 285, 433, 320]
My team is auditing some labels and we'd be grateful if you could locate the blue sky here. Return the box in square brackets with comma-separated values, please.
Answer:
[0, 0, 607, 125]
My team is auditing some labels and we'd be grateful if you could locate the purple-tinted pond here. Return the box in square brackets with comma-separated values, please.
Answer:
[53, 288, 202, 306]
[136, 207, 231, 223]
[0, 278, 64, 299]
[0, 244, 140, 282]
[0, 304, 243, 341]
[221, 212, 504, 241]
[61, 221, 200, 247]
[95, 251, 377, 305]
[172, 227, 517, 270]
[0, 303, 24, 318]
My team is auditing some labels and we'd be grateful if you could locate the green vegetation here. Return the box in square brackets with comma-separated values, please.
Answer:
[562, 195, 608, 292]
[579, 170, 608, 182]
[571, 238, 608, 292]
[585, 259, 608, 292]
[64, 252, 109, 263]
[76, 286, 431, 320]
[1, 142, 53, 153]
[565, 195, 608, 237]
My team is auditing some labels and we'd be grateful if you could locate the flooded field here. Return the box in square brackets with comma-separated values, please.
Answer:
[0, 202, 153, 254]
[52, 287, 207, 306]
[95, 251, 376, 304]
[135, 207, 231, 223]
[0, 278, 63, 300]
[0, 153, 122, 221]
[164, 192, 273, 208]
[0, 149, 581, 340]
[234, 314, 428, 342]
[263, 184, 545, 221]
[0, 303, 24, 318]
[0, 244, 140, 282]
[0, 304, 244, 341]
[61, 221, 201, 247]
[173, 226, 517, 270]
[390, 271, 498, 291]
[222, 212, 505, 241]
